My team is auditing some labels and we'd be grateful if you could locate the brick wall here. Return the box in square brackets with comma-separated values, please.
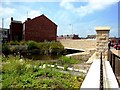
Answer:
[10, 22, 23, 41]
[24, 15, 57, 42]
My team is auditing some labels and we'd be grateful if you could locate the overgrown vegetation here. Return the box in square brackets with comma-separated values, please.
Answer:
[1, 41, 85, 89]
[2, 41, 65, 56]
[2, 44, 11, 57]
[1, 56, 85, 89]
[59, 56, 81, 65]
[58, 56, 81, 67]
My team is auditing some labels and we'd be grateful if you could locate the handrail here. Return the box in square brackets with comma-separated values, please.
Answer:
[109, 49, 120, 73]
[109, 48, 120, 87]
[100, 52, 104, 90]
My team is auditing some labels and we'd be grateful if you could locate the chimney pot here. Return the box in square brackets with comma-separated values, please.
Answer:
[11, 17, 13, 21]
[27, 18, 31, 21]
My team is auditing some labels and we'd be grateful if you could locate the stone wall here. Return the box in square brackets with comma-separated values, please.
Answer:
[95, 27, 110, 60]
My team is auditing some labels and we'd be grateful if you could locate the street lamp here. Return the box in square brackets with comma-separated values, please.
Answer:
[69, 24, 73, 35]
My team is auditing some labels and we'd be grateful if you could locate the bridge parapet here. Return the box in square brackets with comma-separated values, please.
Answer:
[80, 60, 119, 89]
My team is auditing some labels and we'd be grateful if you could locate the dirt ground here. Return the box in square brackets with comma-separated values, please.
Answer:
[59, 39, 96, 52]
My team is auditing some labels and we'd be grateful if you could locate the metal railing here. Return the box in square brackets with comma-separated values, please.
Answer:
[110, 51, 120, 73]
[108, 47, 120, 86]
[100, 52, 104, 90]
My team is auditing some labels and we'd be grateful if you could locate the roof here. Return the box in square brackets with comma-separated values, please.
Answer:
[11, 20, 22, 24]
[25, 14, 57, 26]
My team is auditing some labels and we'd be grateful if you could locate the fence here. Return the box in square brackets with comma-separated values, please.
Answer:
[108, 48, 120, 86]
[100, 52, 103, 90]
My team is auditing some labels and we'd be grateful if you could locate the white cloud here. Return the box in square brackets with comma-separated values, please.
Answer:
[1, 0, 81, 2]
[0, 6, 16, 17]
[60, 0, 119, 17]
[18, 9, 41, 23]
[0, 6, 16, 28]
[28, 10, 41, 18]
[2, 0, 12, 5]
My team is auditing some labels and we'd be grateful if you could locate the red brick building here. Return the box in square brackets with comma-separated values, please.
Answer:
[23, 14, 57, 42]
[110, 37, 120, 44]
[10, 17, 23, 41]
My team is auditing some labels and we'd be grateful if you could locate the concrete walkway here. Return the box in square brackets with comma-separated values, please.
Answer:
[81, 60, 100, 88]
[81, 60, 120, 89]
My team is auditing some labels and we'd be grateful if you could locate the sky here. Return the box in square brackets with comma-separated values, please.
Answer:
[0, 0, 119, 37]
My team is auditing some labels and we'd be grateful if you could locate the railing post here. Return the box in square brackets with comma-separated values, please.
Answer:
[113, 54, 115, 73]
[110, 52, 112, 67]
[100, 52, 103, 90]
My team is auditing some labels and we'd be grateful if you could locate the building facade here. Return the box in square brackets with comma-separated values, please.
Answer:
[0, 28, 9, 42]
[24, 14, 57, 42]
[110, 37, 120, 44]
[9, 17, 23, 41]
[86, 35, 96, 39]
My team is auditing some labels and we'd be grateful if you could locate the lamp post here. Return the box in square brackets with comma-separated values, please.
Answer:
[2, 18, 4, 42]
[69, 24, 73, 36]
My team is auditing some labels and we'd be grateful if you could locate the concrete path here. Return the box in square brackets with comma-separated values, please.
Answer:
[80, 60, 120, 88]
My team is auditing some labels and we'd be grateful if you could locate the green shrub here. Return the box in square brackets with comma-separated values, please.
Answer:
[19, 41, 26, 45]
[50, 41, 64, 55]
[58, 56, 80, 66]
[8, 41, 19, 45]
[64, 64, 68, 71]
[3, 40, 65, 56]
[38, 41, 64, 55]
[38, 42, 50, 55]
[10, 45, 27, 55]
[27, 41, 39, 50]
[2, 44, 11, 57]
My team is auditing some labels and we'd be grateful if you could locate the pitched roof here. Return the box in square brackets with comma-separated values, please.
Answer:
[25, 14, 57, 26]
[11, 20, 22, 24]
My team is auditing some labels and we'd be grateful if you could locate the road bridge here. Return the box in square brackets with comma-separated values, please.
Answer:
[81, 27, 120, 89]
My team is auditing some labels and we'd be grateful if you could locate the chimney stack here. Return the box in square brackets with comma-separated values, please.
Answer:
[27, 18, 31, 21]
[11, 17, 13, 21]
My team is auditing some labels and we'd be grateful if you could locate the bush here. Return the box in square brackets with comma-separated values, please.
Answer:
[19, 41, 26, 45]
[27, 41, 39, 50]
[38, 41, 65, 55]
[64, 64, 68, 71]
[49, 41, 64, 55]
[38, 42, 50, 55]
[10, 45, 27, 55]
[2, 44, 11, 57]
[58, 56, 80, 66]
[8, 41, 19, 45]
[3, 40, 65, 56]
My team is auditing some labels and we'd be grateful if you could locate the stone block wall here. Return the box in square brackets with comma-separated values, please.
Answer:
[95, 27, 110, 60]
